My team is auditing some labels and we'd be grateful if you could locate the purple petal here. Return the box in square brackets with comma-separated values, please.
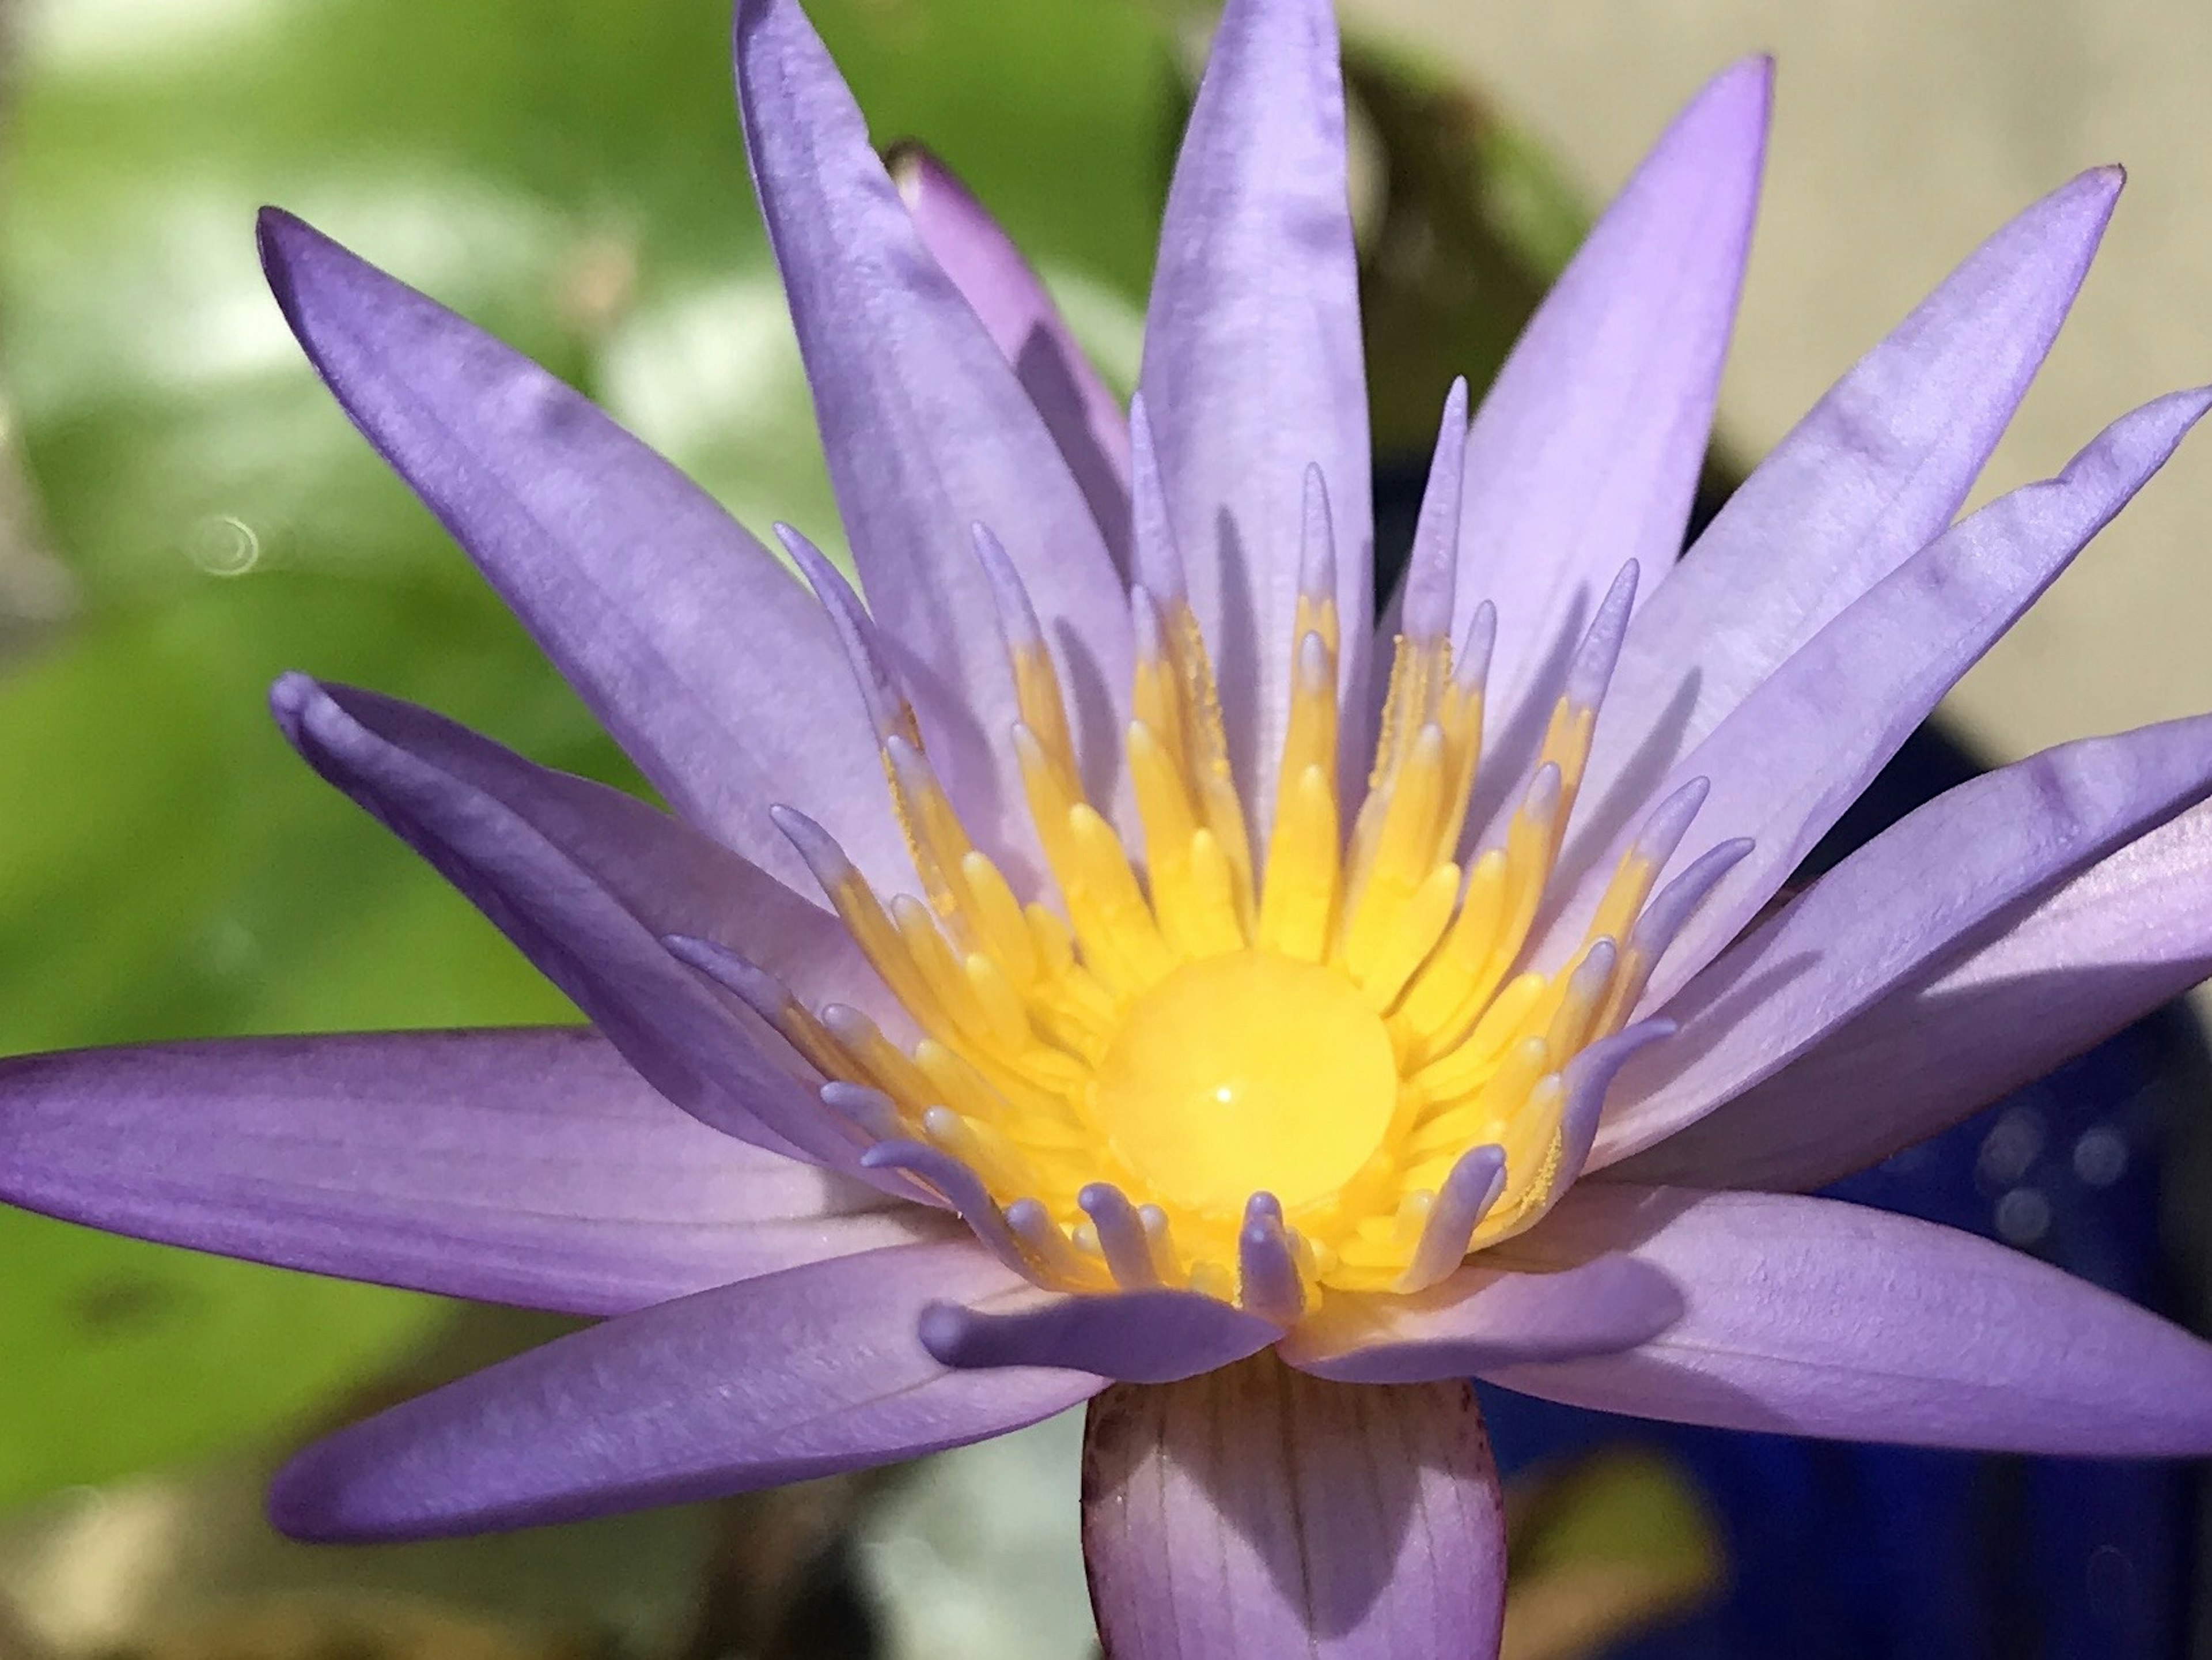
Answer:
[1615, 798, 2212, 1191]
[1137, 0, 1371, 825]
[1278, 1254, 1682, 1385]
[272, 675, 864, 1170]
[0, 1029, 940, 1316]
[270, 1239, 1101, 1541]
[320, 682, 885, 1015]
[889, 145, 1131, 562]
[1456, 60, 1767, 821]
[1565, 168, 2124, 880]
[1592, 713, 2212, 1169]
[921, 1289, 1279, 1385]
[1482, 1184, 2212, 1455]
[1544, 387, 2211, 995]
[733, 0, 1130, 850]
[255, 210, 896, 892]
[1081, 1357, 1503, 1658]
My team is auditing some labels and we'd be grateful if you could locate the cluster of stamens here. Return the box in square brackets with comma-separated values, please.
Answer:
[685, 390, 1744, 1322]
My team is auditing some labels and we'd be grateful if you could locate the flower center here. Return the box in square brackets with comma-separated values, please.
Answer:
[1093, 949, 1398, 1215]
[725, 441, 1730, 1319]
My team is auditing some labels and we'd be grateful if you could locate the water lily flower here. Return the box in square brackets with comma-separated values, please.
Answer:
[7, 0, 2212, 1652]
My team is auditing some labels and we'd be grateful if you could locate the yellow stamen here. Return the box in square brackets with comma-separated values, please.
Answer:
[753, 539, 1687, 1315]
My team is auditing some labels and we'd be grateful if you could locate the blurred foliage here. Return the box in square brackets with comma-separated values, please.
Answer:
[1499, 1449, 1724, 1660]
[0, 0, 1172, 1510]
[1349, 35, 1587, 456]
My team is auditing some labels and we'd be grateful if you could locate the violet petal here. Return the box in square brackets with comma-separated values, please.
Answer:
[256, 209, 896, 891]
[1483, 1184, 2212, 1455]
[270, 1238, 1100, 1541]
[1615, 799, 2212, 1190]
[1544, 388, 2211, 995]
[272, 675, 863, 1170]
[0, 1028, 941, 1315]
[1278, 1254, 1683, 1385]
[1593, 712, 2212, 1169]
[733, 0, 1130, 849]
[1081, 1356, 1503, 1658]
[890, 144, 1131, 562]
[921, 1288, 1280, 1385]
[1457, 59, 1768, 815]
[1138, 0, 1371, 825]
[1563, 168, 2124, 883]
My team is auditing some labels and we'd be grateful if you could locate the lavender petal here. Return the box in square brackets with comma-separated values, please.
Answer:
[1278, 1254, 1682, 1385]
[1081, 1355, 1504, 1658]
[270, 1239, 1101, 1541]
[890, 144, 1131, 562]
[256, 209, 896, 891]
[1615, 799, 2212, 1190]
[1563, 168, 2126, 884]
[733, 0, 1130, 848]
[1593, 713, 2212, 1169]
[1483, 1184, 2212, 1455]
[921, 1288, 1280, 1384]
[1544, 388, 2211, 995]
[1137, 0, 1371, 826]
[272, 675, 866, 1170]
[1457, 59, 1768, 810]
[0, 1029, 941, 1315]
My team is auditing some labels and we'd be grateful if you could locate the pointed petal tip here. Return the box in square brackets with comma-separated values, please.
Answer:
[1715, 51, 1777, 105]
[253, 203, 321, 277]
[255, 203, 302, 259]
[2076, 161, 2127, 203]
[662, 933, 771, 1003]
[775, 524, 858, 606]
[254, 207, 362, 342]
[1664, 53, 1772, 173]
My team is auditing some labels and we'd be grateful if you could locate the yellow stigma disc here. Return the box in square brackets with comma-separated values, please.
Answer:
[1089, 949, 1399, 1215]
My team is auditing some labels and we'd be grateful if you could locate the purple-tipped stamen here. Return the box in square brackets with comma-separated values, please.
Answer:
[1401, 376, 1470, 643]
[1080, 1182, 1163, 1289]
[1237, 1192, 1305, 1324]
[1399, 1142, 1508, 1292]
